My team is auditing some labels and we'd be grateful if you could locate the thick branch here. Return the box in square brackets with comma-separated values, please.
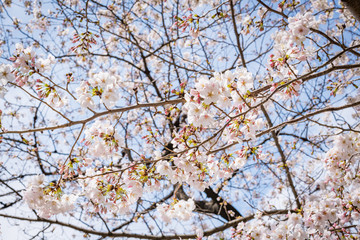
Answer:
[0, 99, 185, 135]
[0, 209, 290, 239]
[261, 106, 301, 209]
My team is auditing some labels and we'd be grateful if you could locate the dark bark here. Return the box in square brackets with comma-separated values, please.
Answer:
[342, 0, 360, 21]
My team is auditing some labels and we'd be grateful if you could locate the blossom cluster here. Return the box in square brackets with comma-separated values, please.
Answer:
[323, 132, 360, 186]
[10, 44, 55, 86]
[233, 212, 307, 239]
[78, 168, 144, 215]
[83, 120, 123, 158]
[267, 12, 318, 98]
[23, 175, 77, 218]
[155, 151, 232, 192]
[0, 44, 55, 98]
[183, 68, 259, 130]
[321, 133, 360, 221]
[224, 115, 265, 142]
[35, 79, 69, 108]
[76, 72, 121, 109]
[0, 64, 14, 97]
[231, 131, 360, 239]
[271, 11, 317, 60]
[10, 44, 37, 86]
[181, 68, 266, 168]
[157, 198, 195, 222]
[287, 12, 317, 45]
[232, 197, 352, 239]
